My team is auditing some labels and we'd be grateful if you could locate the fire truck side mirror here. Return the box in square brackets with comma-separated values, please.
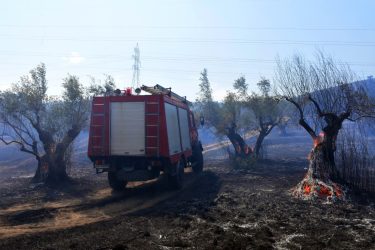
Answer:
[135, 88, 141, 94]
[200, 116, 205, 126]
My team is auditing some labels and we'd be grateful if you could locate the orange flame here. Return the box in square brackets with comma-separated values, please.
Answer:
[333, 184, 343, 197]
[303, 183, 311, 194]
[313, 132, 326, 148]
[313, 138, 320, 148]
[318, 184, 332, 196]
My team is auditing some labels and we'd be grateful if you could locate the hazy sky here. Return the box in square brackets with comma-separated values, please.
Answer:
[1, 0, 375, 101]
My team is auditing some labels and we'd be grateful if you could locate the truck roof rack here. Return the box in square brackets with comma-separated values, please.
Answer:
[140, 84, 192, 105]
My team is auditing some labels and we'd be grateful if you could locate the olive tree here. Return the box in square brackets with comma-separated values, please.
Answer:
[0, 64, 90, 184]
[275, 52, 375, 200]
[196, 71, 285, 159]
[220, 76, 252, 157]
[247, 78, 284, 158]
[217, 76, 285, 159]
[196, 69, 248, 156]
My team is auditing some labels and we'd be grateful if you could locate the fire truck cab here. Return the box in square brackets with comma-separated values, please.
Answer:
[87, 84, 203, 190]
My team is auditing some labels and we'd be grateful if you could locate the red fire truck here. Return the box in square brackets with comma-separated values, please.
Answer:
[87, 84, 203, 190]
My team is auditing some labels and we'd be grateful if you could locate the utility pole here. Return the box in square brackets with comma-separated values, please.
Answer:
[132, 43, 141, 89]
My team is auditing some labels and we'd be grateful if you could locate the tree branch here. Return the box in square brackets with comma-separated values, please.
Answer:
[346, 115, 375, 122]
[265, 123, 277, 136]
[308, 94, 323, 116]
[285, 97, 303, 120]
[284, 96, 317, 139]
[299, 119, 317, 139]
[0, 136, 38, 157]
[0, 137, 23, 146]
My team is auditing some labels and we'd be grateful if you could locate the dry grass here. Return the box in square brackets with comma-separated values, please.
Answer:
[336, 124, 375, 193]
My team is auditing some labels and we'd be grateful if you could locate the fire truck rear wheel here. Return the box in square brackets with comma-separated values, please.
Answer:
[108, 171, 127, 191]
[168, 159, 184, 189]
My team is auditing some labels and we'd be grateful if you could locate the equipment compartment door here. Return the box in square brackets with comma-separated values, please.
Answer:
[178, 108, 191, 152]
[110, 102, 145, 155]
[164, 103, 182, 155]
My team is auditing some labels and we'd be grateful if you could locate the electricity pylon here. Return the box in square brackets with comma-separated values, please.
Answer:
[132, 43, 141, 89]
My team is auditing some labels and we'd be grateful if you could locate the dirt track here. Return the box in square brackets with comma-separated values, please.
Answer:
[0, 157, 375, 250]
[0, 167, 211, 238]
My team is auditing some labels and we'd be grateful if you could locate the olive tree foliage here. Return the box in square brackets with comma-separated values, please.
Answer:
[0, 63, 92, 184]
[88, 74, 117, 96]
[275, 52, 375, 181]
[216, 77, 249, 134]
[0, 66, 47, 164]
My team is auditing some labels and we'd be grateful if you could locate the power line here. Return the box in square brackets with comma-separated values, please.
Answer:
[0, 66, 273, 75]
[1, 24, 375, 31]
[1, 35, 375, 47]
[0, 54, 374, 67]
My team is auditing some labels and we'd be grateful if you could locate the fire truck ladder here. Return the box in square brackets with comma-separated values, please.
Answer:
[145, 99, 160, 157]
[140, 84, 192, 106]
[90, 95, 107, 157]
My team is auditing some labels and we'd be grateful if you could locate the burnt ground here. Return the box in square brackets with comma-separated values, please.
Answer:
[0, 131, 375, 249]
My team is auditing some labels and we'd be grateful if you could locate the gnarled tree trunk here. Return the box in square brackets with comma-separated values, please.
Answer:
[292, 131, 344, 201]
[32, 155, 48, 183]
[44, 126, 80, 185]
[46, 156, 69, 184]
[254, 131, 266, 158]
[226, 125, 252, 158]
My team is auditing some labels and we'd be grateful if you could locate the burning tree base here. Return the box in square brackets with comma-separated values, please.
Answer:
[292, 173, 345, 202]
[291, 143, 345, 202]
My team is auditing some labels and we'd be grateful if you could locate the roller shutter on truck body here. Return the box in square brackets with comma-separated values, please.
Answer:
[110, 102, 145, 155]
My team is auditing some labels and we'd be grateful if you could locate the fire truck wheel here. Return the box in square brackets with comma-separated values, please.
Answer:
[108, 171, 127, 191]
[192, 143, 204, 173]
[168, 159, 184, 189]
